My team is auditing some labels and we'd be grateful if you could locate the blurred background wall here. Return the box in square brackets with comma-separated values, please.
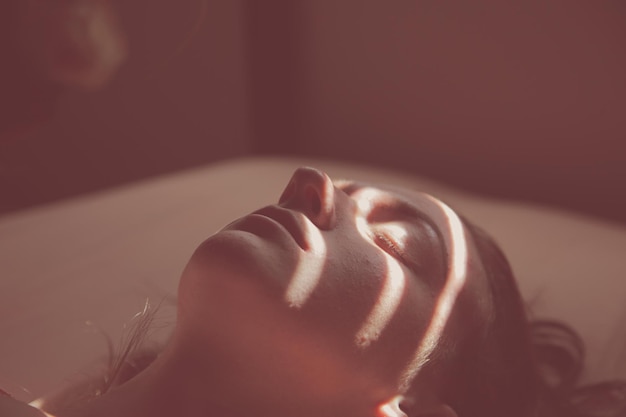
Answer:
[254, 1, 626, 223]
[1, 0, 250, 213]
[2, 1, 625, 223]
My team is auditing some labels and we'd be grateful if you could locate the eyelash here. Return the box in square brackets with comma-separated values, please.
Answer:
[373, 232, 407, 263]
[341, 186, 410, 264]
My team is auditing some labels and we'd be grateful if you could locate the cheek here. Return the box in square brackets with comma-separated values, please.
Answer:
[183, 232, 299, 289]
[296, 236, 428, 352]
[297, 241, 388, 323]
[351, 281, 436, 388]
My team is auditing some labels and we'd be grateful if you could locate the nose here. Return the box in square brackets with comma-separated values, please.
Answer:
[279, 167, 337, 230]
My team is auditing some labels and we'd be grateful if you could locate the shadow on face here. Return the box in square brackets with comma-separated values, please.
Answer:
[173, 167, 497, 410]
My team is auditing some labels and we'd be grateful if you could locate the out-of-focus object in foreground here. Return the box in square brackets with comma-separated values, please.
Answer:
[0, 0, 128, 138]
[15, 0, 128, 91]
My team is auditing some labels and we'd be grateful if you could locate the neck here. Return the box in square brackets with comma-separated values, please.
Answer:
[50, 339, 371, 417]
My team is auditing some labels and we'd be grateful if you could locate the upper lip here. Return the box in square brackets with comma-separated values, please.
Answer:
[252, 205, 311, 250]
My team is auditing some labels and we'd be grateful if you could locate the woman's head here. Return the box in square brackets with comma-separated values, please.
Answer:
[171, 167, 537, 416]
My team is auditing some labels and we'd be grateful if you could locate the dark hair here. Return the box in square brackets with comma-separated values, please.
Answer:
[426, 221, 540, 417]
[429, 222, 626, 417]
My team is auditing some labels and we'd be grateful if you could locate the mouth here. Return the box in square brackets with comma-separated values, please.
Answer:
[252, 205, 311, 251]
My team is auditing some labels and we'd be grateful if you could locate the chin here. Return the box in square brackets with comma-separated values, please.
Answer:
[177, 230, 302, 326]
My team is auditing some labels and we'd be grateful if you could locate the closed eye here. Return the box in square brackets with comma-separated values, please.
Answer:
[373, 231, 407, 263]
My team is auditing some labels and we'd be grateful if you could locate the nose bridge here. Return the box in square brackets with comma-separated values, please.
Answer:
[280, 167, 336, 230]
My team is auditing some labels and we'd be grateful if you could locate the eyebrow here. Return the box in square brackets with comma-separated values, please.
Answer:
[340, 181, 433, 225]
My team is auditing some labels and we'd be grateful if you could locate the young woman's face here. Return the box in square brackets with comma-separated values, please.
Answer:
[176, 167, 493, 408]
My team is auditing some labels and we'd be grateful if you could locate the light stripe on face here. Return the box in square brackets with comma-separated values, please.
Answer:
[283, 219, 328, 308]
[399, 193, 471, 389]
